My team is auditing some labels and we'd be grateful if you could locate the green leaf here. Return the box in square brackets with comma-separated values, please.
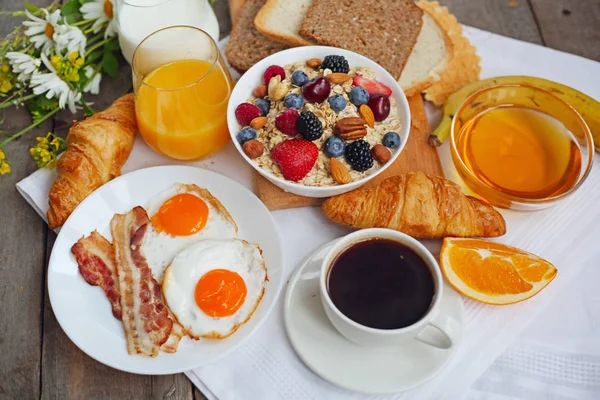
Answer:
[61, 1, 80, 16]
[25, 3, 41, 14]
[102, 51, 118, 78]
[105, 39, 120, 52]
[86, 50, 103, 64]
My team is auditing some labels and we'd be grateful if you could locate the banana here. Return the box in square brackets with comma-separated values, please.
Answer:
[429, 76, 600, 151]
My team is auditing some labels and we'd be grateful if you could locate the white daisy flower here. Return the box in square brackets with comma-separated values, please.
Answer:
[54, 24, 87, 56]
[30, 54, 81, 113]
[82, 66, 102, 95]
[5, 52, 41, 82]
[22, 9, 61, 55]
[80, 0, 118, 38]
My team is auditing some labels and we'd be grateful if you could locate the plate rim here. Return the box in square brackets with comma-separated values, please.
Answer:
[47, 165, 284, 374]
[283, 238, 464, 395]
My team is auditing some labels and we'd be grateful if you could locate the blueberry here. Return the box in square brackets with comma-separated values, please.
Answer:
[255, 98, 271, 116]
[291, 70, 309, 87]
[382, 131, 401, 149]
[284, 93, 305, 109]
[324, 136, 345, 158]
[349, 87, 370, 106]
[328, 95, 347, 113]
[236, 127, 257, 144]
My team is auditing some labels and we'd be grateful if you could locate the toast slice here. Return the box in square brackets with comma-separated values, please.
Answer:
[225, 0, 289, 73]
[398, 12, 453, 97]
[299, 0, 423, 79]
[254, 0, 316, 46]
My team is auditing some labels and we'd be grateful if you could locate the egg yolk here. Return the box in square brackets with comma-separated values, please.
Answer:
[194, 269, 247, 317]
[151, 193, 209, 236]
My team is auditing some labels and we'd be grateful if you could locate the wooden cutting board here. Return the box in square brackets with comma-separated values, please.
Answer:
[256, 94, 444, 210]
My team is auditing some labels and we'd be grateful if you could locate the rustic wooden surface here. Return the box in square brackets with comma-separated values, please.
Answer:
[0, 0, 598, 399]
[257, 94, 443, 210]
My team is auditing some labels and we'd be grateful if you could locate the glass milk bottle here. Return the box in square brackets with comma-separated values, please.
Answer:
[116, 0, 220, 64]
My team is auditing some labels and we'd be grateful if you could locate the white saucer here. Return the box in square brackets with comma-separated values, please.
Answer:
[283, 239, 464, 394]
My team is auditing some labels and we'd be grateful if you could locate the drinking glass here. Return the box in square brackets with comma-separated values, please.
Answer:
[133, 26, 233, 161]
[116, 0, 220, 64]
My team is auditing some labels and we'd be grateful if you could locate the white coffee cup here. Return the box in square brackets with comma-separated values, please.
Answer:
[320, 228, 461, 349]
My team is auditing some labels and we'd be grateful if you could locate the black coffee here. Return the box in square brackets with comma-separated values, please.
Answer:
[327, 238, 435, 330]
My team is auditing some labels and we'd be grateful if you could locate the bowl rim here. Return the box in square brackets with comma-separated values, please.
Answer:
[227, 46, 411, 193]
[449, 83, 595, 205]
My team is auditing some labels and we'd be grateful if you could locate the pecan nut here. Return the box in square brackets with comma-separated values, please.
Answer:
[334, 117, 368, 140]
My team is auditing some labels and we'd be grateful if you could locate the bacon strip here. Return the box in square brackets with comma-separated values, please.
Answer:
[72, 231, 122, 320]
[111, 207, 173, 357]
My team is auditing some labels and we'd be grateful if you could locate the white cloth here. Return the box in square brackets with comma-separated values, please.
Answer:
[17, 27, 600, 399]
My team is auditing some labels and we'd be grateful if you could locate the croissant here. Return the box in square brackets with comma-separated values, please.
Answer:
[322, 171, 506, 239]
[47, 94, 137, 229]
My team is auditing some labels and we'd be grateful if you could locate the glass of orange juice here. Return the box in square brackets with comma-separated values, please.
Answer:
[132, 26, 233, 160]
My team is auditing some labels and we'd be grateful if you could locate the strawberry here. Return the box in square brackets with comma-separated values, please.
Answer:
[352, 75, 393, 97]
[235, 103, 262, 126]
[263, 65, 286, 85]
[275, 109, 299, 135]
[271, 139, 318, 182]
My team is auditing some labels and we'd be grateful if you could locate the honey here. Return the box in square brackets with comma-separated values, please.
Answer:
[455, 105, 582, 199]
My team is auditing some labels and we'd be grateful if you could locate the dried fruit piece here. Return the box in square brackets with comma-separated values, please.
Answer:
[330, 157, 351, 184]
[250, 116, 267, 129]
[371, 144, 391, 164]
[334, 117, 368, 140]
[243, 139, 264, 159]
[325, 73, 352, 84]
[306, 58, 322, 69]
[359, 104, 375, 128]
[253, 85, 268, 98]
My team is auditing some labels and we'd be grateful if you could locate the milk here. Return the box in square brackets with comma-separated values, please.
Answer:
[117, 0, 220, 64]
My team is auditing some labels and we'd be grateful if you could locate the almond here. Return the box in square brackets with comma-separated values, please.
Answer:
[325, 73, 352, 84]
[330, 157, 351, 184]
[268, 76, 288, 101]
[250, 116, 267, 129]
[252, 84, 267, 98]
[371, 144, 391, 164]
[243, 140, 264, 159]
[334, 117, 368, 140]
[359, 104, 375, 128]
[306, 58, 322, 69]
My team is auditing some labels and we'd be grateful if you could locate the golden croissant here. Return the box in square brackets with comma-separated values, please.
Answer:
[322, 171, 506, 239]
[47, 94, 137, 229]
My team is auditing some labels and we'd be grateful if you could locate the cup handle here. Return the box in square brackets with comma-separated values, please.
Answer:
[415, 311, 461, 349]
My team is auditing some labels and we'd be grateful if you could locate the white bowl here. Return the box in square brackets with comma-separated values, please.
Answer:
[227, 46, 411, 198]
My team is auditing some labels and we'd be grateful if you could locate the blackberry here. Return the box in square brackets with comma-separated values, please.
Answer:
[321, 55, 349, 73]
[297, 111, 323, 141]
[345, 140, 373, 172]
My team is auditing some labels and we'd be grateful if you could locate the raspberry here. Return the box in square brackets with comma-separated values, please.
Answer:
[275, 109, 299, 135]
[235, 103, 262, 126]
[263, 65, 286, 85]
[271, 139, 318, 182]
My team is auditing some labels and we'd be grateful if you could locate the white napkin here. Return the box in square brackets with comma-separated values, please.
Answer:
[17, 27, 600, 399]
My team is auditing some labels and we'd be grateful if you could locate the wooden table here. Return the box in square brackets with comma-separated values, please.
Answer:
[0, 1, 598, 398]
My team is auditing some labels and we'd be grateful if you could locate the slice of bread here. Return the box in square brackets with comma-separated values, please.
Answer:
[398, 12, 453, 97]
[299, 0, 423, 79]
[225, 0, 289, 73]
[254, 0, 316, 46]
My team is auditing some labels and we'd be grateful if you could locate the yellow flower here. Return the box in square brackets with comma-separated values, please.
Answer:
[50, 53, 84, 83]
[30, 133, 66, 169]
[0, 149, 10, 175]
[1, 62, 9, 73]
[0, 64, 14, 93]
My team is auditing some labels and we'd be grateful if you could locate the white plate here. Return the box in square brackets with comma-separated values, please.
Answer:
[284, 239, 464, 394]
[48, 166, 283, 374]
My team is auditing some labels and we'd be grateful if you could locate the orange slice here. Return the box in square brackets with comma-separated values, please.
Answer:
[440, 238, 557, 305]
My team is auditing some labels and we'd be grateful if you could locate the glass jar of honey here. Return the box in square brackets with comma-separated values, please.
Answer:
[450, 84, 594, 210]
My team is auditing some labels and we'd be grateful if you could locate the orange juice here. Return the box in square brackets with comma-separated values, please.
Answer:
[135, 59, 232, 160]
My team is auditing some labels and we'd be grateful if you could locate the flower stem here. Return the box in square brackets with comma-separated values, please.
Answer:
[85, 38, 113, 57]
[0, 93, 37, 108]
[71, 20, 93, 27]
[0, 107, 59, 148]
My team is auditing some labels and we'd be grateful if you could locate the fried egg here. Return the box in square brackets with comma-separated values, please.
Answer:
[162, 239, 267, 339]
[142, 184, 238, 282]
